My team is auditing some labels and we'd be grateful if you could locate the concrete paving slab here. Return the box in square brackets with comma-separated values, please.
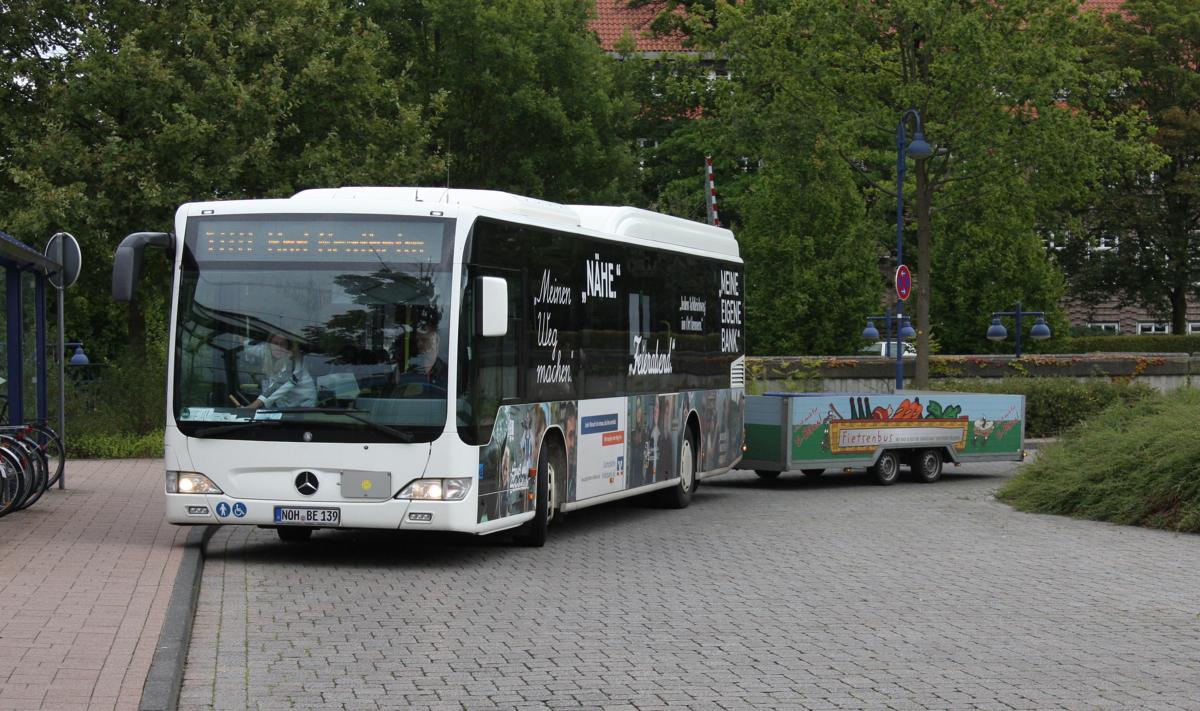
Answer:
[0, 459, 187, 711]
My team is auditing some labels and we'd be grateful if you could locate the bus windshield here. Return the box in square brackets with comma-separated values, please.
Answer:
[173, 214, 455, 442]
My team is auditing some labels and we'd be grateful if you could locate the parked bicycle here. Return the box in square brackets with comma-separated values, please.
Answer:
[0, 397, 65, 517]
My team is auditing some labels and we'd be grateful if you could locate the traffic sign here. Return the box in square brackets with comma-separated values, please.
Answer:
[44, 232, 81, 289]
[895, 264, 912, 301]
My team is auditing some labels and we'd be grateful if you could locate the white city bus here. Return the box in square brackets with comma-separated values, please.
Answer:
[113, 188, 745, 545]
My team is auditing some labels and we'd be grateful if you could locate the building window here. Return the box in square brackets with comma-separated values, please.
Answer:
[1137, 322, 1170, 335]
[1188, 323, 1200, 334]
[1087, 322, 1119, 334]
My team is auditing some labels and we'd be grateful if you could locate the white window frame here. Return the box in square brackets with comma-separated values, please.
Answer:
[1188, 323, 1200, 334]
[1136, 322, 1171, 335]
[1087, 322, 1119, 334]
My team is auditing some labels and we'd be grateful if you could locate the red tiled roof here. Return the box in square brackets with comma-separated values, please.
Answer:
[593, 1, 1129, 54]
[591, 0, 687, 53]
[1080, 0, 1126, 14]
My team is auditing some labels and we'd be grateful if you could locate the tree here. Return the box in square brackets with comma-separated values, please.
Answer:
[366, 0, 638, 204]
[714, 30, 880, 355]
[718, 0, 1157, 372]
[0, 0, 439, 360]
[1057, 0, 1199, 334]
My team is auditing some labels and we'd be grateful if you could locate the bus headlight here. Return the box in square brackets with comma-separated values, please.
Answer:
[167, 471, 223, 495]
[396, 478, 472, 501]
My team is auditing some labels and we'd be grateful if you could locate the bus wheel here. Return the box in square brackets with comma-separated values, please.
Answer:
[276, 527, 313, 543]
[801, 468, 825, 477]
[914, 448, 943, 483]
[755, 470, 781, 479]
[871, 451, 900, 486]
[515, 440, 559, 547]
[658, 431, 696, 509]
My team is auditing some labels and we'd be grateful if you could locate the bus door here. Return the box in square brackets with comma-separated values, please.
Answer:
[458, 264, 524, 444]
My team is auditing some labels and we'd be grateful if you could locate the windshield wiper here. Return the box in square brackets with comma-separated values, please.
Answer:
[193, 420, 281, 438]
[278, 407, 417, 442]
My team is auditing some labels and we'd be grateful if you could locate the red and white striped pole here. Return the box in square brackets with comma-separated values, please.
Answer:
[705, 156, 720, 227]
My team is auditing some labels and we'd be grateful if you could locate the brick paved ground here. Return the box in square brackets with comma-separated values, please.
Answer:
[182, 463, 1200, 710]
[0, 459, 187, 711]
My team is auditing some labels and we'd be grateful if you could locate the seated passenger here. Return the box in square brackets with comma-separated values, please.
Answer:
[245, 332, 317, 409]
[392, 324, 448, 391]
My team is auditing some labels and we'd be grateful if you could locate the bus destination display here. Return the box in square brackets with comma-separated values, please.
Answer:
[194, 218, 445, 263]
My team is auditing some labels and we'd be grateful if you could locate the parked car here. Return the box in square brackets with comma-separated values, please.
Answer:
[858, 341, 917, 357]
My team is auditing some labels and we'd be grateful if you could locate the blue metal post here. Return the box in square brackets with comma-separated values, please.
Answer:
[6, 265, 23, 425]
[895, 121, 906, 391]
[35, 275, 47, 421]
[1014, 301, 1023, 358]
[885, 306, 894, 358]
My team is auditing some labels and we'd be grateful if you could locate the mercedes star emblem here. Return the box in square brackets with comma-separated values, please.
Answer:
[295, 471, 319, 496]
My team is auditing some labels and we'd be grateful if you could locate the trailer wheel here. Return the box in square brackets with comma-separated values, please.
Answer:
[755, 470, 781, 479]
[914, 448, 943, 483]
[871, 451, 900, 486]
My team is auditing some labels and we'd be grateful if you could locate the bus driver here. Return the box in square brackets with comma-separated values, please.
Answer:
[243, 332, 317, 410]
[393, 324, 448, 391]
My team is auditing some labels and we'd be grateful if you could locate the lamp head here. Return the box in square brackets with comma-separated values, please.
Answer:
[906, 130, 933, 159]
[986, 318, 1007, 342]
[862, 320, 880, 341]
[1030, 316, 1051, 340]
[69, 345, 89, 365]
[899, 320, 917, 340]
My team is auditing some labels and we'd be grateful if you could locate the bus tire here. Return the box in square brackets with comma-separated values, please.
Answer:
[658, 431, 696, 509]
[276, 527, 313, 543]
[755, 470, 781, 479]
[515, 439, 559, 547]
[914, 448, 943, 483]
[871, 450, 900, 486]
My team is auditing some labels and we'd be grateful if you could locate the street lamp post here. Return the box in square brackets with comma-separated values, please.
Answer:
[893, 109, 932, 390]
[986, 301, 1052, 357]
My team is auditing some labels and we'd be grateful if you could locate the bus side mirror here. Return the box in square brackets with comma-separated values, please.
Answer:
[477, 276, 508, 337]
[112, 232, 175, 302]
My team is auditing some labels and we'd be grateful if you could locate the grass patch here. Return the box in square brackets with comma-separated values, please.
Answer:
[997, 387, 1200, 533]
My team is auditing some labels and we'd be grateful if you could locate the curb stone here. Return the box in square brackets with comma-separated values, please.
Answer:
[138, 525, 216, 711]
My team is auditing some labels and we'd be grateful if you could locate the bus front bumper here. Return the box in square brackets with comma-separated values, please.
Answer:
[165, 493, 480, 532]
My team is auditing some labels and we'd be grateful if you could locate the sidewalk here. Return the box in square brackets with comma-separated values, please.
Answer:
[0, 459, 187, 711]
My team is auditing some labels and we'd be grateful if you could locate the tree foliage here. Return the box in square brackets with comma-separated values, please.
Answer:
[1056, 0, 1198, 334]
[717, 0, 1158, 364]
[366, 0, 636, 203]
[0, 0, 634, 360]
[0, 0, 1182, 368]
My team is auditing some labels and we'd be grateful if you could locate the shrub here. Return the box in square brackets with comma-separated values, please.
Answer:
[1044, 334, 1200, 354]
[71, 429, 165, 459]
[997, 388, 1200, 533]
[59, 350, 167, 459]
[929, 377, 1156, 438]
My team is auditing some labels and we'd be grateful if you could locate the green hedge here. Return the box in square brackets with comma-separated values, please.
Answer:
[1044, 334, 1200, 354]
[61, 351, 168, 460]
[929, 377, 1156, 438]
[71, 429, 164, 459]
[997, 387, 1200, 533]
